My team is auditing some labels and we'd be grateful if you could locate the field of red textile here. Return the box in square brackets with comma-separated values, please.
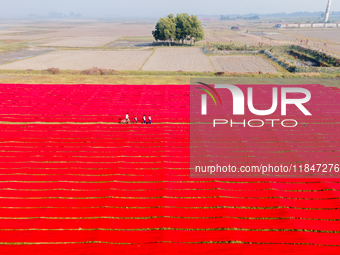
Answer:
[0, 84, 340, 254]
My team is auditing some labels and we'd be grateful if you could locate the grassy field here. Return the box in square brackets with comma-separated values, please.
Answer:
[1, 70, 340, 85]
[0, 72, 190, 84]
[0, 40, 28, 52]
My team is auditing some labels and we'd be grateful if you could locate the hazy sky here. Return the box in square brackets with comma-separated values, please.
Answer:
[0, 0, 339, 18]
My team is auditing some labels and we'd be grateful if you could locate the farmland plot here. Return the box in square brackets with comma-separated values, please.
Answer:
[0, 48, 54, 65]
[204, 33, 281, 46]
[258, 33, 297, 42]
[107, 41, 153, 48]
[39, 37, 119, 47]
[210, 55, 278, 73]
[0, 34, 56, 41]
[0, 29, 24, 35]
[0, 23, 154, 44]
[48, 23, 154, 37]
[142, 48, 214, 72]
[289, 29, 340, 44]
[0, 50, 153, 70]
[287, 30, 340, 54]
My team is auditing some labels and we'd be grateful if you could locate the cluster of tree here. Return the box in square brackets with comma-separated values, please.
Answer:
[47, 12, 82, 18]
[236, 15, 260, 20]
[220, 15, 231, 20]
[220, 15, 259, 20]
[244, 15, 260, 20]
[152, 14, 204, 46]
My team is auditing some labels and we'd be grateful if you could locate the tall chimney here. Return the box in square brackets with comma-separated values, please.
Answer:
[324, 0, 332, 23]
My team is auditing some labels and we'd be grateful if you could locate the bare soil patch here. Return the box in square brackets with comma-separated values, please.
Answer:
[107, 41, 152, 48]
[0, 29, 24, 35]
[0, 34, 56, 41]
[289, 29, 340, 44]
[0, 23, 154, 44]
[0, 48, 54, 65]
[0, 50, 152, 70]
[210, 55, 278, 73]
[253, 32, 297, 42]
[142, 48, 214, 72]
[204, 33, 281, 46]
[39, 37, 118, 47]
[46, 23, 154, 37]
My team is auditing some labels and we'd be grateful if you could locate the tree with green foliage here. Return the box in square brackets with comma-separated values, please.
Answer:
[220, 15, 230, 20]
[152, 15, 176, 46]
[152, 13, 204, 46]
[175, 13, 192, 45]
[188, 15, 204, 45]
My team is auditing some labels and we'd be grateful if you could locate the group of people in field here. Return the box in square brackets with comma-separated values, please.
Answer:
[125, 113, 151, 124]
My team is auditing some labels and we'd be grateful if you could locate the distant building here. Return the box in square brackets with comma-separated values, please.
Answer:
[275, 23, 339, 28]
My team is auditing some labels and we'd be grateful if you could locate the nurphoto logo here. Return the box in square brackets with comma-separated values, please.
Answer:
[198, 84, 312, 128]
